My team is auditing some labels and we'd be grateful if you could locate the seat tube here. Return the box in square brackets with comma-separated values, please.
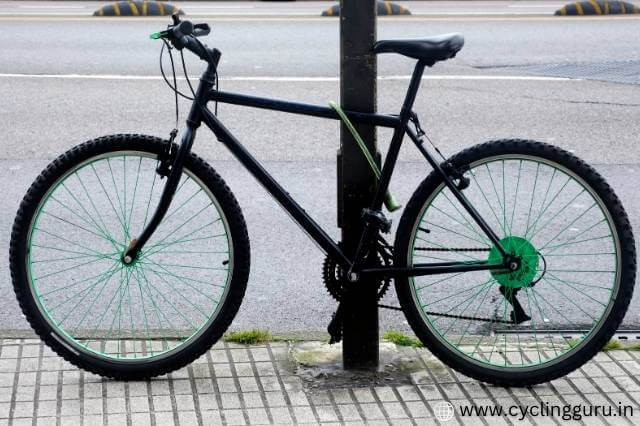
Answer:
[371, 61, 426, 209]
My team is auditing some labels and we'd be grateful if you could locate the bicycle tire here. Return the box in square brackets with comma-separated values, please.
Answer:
[394, 139, 636, 386]
[10, 134, 250, 379]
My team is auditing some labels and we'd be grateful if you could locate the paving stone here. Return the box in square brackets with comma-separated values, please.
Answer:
[0, 339, 637, 424]
[268, 407, 293, 424]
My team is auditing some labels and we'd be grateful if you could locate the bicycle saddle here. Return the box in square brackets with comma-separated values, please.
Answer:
[373, 33, 464, 66]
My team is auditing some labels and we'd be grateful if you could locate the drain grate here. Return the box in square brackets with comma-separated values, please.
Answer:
[480, 60, 640, 85]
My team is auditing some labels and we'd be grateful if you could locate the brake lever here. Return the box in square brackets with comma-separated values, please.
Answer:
[193, 23, 211, 37]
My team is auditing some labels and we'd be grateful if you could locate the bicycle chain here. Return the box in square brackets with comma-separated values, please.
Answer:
[325, 241, 516, 325]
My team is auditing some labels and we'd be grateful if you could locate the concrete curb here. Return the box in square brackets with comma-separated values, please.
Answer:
[93, 1, 184, 16]
[321, 1, 411, 17]
[555, 0, 640, 15]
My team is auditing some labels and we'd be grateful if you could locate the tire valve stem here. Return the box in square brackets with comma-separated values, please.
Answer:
[222, 260, 229, 265]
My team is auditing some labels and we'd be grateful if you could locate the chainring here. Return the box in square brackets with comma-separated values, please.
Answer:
[322, 240, 392, 301]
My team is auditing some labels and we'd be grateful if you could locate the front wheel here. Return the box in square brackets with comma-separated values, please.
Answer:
[394, 140, 635, 386]
[10, 134, 250, 379]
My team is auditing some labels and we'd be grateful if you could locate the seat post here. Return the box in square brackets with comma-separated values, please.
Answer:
[400, 61, 426, 118]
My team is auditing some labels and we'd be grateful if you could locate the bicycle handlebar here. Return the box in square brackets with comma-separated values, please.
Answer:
[151, 15, 216, 64]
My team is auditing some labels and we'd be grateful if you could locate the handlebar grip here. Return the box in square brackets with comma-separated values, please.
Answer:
[181, 36, 208, 61]
[172, 21, 194, 39]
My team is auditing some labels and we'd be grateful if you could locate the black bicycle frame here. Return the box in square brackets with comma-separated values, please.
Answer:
[125, 59, 509, 277]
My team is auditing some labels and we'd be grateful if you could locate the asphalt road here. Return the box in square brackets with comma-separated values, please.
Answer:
[1, 14, 640, 336]
[5, 1, 636, 17]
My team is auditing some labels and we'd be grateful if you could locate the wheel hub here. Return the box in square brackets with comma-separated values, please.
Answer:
[488, 236, 539, 289]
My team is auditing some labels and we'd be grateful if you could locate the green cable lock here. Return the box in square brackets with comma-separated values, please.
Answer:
[329, 101, 401, 212]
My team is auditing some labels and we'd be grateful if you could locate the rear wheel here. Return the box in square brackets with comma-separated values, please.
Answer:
[10, 134, 250, 379]
[394, 140, 635, 386]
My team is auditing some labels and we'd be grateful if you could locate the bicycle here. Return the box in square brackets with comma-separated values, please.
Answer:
[9, 16, 636, 386]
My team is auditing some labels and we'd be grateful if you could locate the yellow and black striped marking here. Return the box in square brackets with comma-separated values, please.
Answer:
[321, 1, 411, 17]
[555, 0, 640, 15]
[94, 1, 184, 17]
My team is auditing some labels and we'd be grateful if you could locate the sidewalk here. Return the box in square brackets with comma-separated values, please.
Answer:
[1, 338, 640, 425]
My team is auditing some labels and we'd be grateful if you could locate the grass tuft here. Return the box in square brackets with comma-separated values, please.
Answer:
[383, 330, 423, 348]
[603, 339, 623, 351]
[224, 329, 272, 345]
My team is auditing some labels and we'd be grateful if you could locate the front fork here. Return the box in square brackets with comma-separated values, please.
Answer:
[122, 126, 197, 263]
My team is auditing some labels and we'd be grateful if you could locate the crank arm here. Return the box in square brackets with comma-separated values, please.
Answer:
[123, 127, 196, 262]
[499, 286, 531, 324]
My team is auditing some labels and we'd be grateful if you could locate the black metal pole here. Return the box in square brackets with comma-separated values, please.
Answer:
[338, 0, 379, 370]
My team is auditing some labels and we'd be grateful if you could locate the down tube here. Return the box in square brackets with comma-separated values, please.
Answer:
[199, 107, 352, 268]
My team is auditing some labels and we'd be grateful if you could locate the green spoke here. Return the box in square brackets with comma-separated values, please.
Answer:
[38, 264, 120, 297]
[139, 262, 227, 272]
[423, 220, 490, 246]
[151, 250, 229, 255]
[34, 256, 111, 282]
[140, 203, 214, 255]
[528, 285, 586, 333]
[468, 168, 508, 236]
[539, 218, 606, 253]
[73, 172, 122, 250]
[542, 232, 611, 252]
[163, 187, 204, 224]
[143, 267, 213, 318]
[502, 160, 507, 235]
[523, 286, 543, 364]
[544, 269, 614, 273]
[522, 169, 560, 238]
[486, 289, 510, 363]
[414, 236, 482, 262]
[133, 267, 153, 354]
[41, 210, 117, 243]
[106, 158, 129, 241]
[126, 156, 143, 234]
[544, 272, 609, 307]
[523, 162, 541, 235]
[31, 243, 112, 259]
[429, 201, 490, 245]
[455, 280, 494, 346]
[143, 169, 158, 228]
[415, 272, 467, 291]
[142, 220, 223, 259]
[540, 278, 597, 321]
[535, 202, 596, 251]
[509, 160, 522, 232]
[438, 278, 495, 335]
[135, 267, 176, 351]
[485, 163, 508, 235]
[50, 191, 120, 250]
[48, 262, 122, 320]
[136, 267, 201, 331]
[528, 288, 560, 357]
[70, 263, 125, 336]
[90, 163, 128, 239]
[527, 188, 586, 243]
[140, 257, 226, 291]
[88, 265, 131, 342]
[543, 252, 615, 257]
[422, 279, 494, 308]
[32, 252, 117, 265]
[544, 273, 612, 291]
[440, 191, 491, 244]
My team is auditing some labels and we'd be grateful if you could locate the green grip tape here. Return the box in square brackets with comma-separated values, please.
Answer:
[329, 101, 401, 212]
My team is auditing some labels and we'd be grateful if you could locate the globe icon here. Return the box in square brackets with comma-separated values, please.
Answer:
[434, 401, 455, 422]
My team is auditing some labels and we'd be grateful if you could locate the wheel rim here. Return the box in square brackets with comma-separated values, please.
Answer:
[27, 151, 234, 362]
[408, 154, 620, 370]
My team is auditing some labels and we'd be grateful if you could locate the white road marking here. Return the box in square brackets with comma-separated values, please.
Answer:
[0, 73, 579, 82]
